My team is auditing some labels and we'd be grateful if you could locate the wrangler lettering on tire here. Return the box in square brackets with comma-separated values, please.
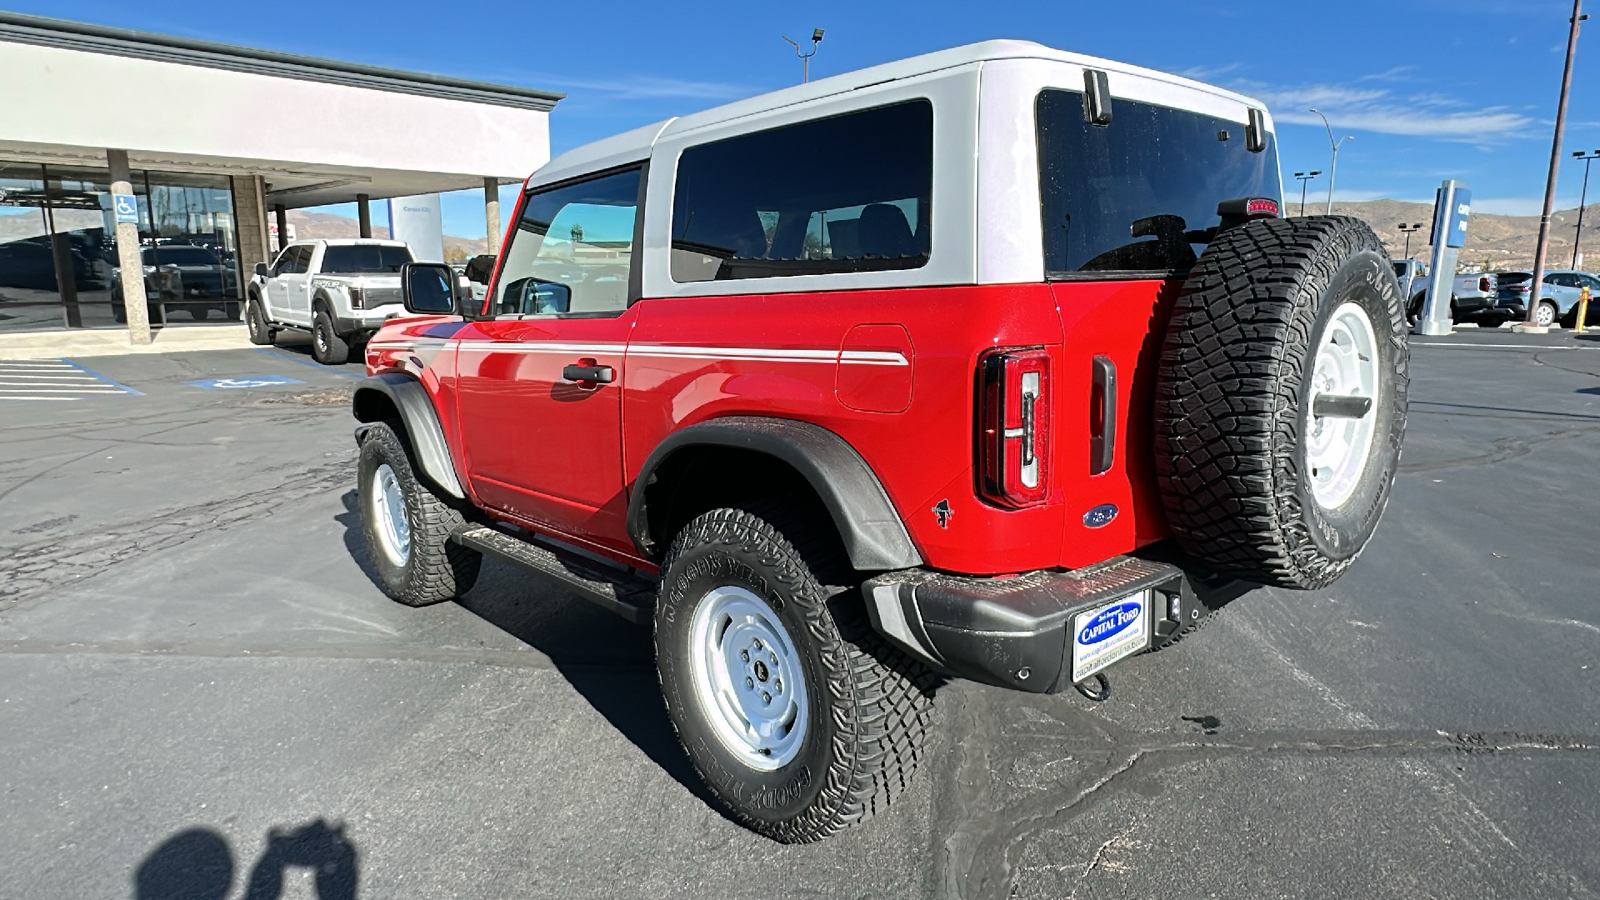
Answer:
[1154, 216, 1409, 591]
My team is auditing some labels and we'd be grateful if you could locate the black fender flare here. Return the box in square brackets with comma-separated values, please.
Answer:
[351, 374, 465, 499]
[627, 416, 922, 571]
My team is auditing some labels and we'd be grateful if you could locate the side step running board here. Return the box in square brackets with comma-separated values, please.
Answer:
[451, 525, 656, 624]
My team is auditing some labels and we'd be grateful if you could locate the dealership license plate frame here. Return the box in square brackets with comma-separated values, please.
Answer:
[1070, 589, 1152, 684]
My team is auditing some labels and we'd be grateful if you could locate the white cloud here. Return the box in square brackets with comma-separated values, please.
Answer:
[1239, 80, 1534, 142]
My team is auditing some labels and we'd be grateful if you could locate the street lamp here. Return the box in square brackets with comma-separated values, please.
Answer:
[1293, 171, 1322, 216]
[1573, 149, 1600, 268]
[1397, 222, 1425, 260]
[783, 28, 825, 83]
[1308, 108, 1355, 215]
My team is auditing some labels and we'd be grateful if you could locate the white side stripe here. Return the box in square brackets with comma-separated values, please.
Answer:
[385, 340, 911, 367]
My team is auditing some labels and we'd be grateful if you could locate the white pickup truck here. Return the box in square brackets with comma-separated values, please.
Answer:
[245, 239, 415, 364]
[1391, 259, 1504, 328]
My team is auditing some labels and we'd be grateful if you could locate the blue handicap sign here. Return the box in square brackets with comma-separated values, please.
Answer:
[111, 193, 140, 224]
[185, 375, 304, 391]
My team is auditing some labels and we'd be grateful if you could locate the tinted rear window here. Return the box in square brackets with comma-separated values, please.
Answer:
[671, 100, 932, 282]
[1498, 273, 1532, 286]
[1037, 90, 1280, 278]
[320, 245, 412, 274]
[147, 246, 218, 266]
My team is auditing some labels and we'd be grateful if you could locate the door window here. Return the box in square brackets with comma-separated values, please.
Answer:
[491, 168, 641, 317]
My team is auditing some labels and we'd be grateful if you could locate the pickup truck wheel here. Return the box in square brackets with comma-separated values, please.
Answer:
[1154, 216, 1408, 591]
[357, 422, 480, 606]
[312, 309, 350, 365]
[245, 299, 275, 346]
[654, 505, 934, 843]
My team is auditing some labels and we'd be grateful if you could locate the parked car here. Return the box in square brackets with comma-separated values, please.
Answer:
[112, 245, 241, 323]
[353, 40, 1407, 842]
[1494, 269, 1600, 328]
[245, 239, 414, 364]
[1391, 259, 1503, 327]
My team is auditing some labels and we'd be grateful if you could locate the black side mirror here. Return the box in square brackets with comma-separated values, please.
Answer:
[254, 262, 269, 278]
[463, 254, 497, 285]
[401, 262, 464, 316]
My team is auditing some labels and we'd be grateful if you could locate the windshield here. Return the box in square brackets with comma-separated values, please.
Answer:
[144, 246, 218, 266]
[320, 245, 412, 274]
[1037, 90, 1281, 278]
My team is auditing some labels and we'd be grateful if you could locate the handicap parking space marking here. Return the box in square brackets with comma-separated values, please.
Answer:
[253, 348, 367, 379]
[0, 358, 143, 402]
[185, 375, 306, 391]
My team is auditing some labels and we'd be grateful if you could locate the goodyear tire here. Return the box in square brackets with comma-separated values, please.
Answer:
[357, 421, 480, 606]
[312, 308, 350, 365]
[1154, 216, 1408, 591]
[654, 504, 934, 843]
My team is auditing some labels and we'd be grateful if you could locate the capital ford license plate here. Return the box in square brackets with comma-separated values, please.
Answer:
[1070, 590, 1151, 683]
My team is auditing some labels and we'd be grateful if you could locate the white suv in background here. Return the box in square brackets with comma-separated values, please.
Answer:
[245, 239, 415, 364]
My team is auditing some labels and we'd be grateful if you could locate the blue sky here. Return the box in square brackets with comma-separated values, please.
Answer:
[22, 0, 1600, 238]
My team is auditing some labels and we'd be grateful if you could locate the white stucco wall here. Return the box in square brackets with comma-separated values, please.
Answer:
[5, 42, 549, 179]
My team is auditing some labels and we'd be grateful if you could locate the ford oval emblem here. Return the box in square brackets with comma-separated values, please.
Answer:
[1083, 504, 1118, 529]
[1076, 601, 1142, 646]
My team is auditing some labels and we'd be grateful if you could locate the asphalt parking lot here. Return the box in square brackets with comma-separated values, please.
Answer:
[2, 330, 1598, 899]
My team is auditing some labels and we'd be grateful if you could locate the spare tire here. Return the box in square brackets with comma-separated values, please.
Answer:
[1153, 216, 1408, 590]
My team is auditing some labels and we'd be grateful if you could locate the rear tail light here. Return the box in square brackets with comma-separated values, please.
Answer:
[348, 284, 366, 309]
[1479, 276, 1492, 293]
[978, 348, 1051, 508]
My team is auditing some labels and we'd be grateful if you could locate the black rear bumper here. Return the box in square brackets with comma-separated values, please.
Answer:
[862, 554, 1254, 693]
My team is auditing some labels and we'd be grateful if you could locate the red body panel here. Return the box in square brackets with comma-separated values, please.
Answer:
[367, 279, 1178, 577]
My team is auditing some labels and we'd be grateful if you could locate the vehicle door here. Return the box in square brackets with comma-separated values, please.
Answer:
[452, 166, 643, 555]
[264, 245, 302, 319]
[285, 244, 318, 324]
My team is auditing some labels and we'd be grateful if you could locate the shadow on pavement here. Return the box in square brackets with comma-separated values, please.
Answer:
[333, 491, 718, 812]
[135, 819, 357, 900]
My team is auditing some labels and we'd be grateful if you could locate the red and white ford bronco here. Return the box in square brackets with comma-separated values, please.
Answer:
[352, 41, 1408, 842]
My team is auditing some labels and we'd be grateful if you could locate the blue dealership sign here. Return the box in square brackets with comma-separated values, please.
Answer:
[1431, 186, 1471, 249]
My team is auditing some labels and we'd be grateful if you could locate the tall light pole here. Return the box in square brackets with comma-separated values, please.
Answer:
[1523, 1, 1586, 331]
[1294, 171, 1322, 216]
[1573, 149, 1599, 268]
[1398, 222, 1425, 259]
[1309, 108, 1355, 215]
[783, 28, 825, 83]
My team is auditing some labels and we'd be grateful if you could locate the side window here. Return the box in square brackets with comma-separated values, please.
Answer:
[270, 246, 295, 276]
[287, 246, 312, 274]
[670, 100, 933, 283]
[1548, 273, 1576, 287]
[492, 168, 641, 316]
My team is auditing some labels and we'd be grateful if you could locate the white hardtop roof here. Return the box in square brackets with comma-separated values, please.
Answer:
[298, 238, 409, 247]
[531, 40, 1269, 187]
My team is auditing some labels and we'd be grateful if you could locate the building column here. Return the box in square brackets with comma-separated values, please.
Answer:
[106, 149, 152, 346]
[484, 177, 502, 255]
[274, 205, 288, 252]
[357, 193, 372, 238]
[231, 175, 271, 288]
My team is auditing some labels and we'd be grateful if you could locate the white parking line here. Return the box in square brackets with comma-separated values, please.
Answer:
[0, 358, 140, 402]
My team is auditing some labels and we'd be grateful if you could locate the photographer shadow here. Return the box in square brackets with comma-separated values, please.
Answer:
[334, 491, 714, 809]
[135, 819, 356, 900]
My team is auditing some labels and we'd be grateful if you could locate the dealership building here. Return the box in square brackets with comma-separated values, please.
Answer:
[0, 12, 560, 340]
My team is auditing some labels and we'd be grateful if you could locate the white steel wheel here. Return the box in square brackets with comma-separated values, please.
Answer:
[1306, 301, 1381, 509]
[371, 462, 411, 567]
[687, 585, 809, 771]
